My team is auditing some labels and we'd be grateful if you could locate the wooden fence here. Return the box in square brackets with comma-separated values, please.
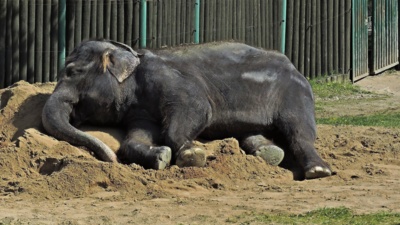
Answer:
[286, 0, 352, 80]
[0, 0, 399, 88]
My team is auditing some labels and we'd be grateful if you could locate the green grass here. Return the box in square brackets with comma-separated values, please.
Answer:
[310, 80, 400, 128]
[310, 80, 371, 100]
[225, 207, 400, 225]
[316, 113, 400, 128]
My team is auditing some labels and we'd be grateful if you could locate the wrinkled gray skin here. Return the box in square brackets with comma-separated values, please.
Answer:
[42, 40, 332, 180]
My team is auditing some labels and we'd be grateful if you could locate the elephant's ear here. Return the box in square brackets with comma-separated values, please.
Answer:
[102, 49, 140, 83]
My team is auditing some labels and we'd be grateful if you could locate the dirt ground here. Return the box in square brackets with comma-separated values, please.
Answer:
[1, 72, 400, 224]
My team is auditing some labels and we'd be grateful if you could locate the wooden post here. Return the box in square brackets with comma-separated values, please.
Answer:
[43, 0, 51, 82]
[20, 0, 28, 82]
[0, 0, 6, 88]
[35, 0, 43, 83]
[12, 0, 20, 83]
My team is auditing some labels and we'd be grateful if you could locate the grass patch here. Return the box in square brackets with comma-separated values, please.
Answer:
[310, 80, 371, 100]
[310, 80, 399, 128]
[226, 207, 400, 225]
[317, 112, 400, 128]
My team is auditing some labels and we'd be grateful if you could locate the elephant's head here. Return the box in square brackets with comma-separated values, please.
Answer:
[42, 40, 140, 162]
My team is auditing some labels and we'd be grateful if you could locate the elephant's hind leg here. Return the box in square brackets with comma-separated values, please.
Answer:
[240, 135, 285, 166]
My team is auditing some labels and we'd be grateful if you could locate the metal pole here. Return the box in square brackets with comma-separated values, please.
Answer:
[281, 0, 287, 54]
[194, 0, 200, 43]
[140, 0, 147, 48]
[59, 0, 66, 69]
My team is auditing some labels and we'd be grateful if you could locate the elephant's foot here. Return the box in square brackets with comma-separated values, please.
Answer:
[255, 145, 285, 166]
[305, 166, 332, 179]
[150, 146, 172, 170]
[176, 147, 206, 167]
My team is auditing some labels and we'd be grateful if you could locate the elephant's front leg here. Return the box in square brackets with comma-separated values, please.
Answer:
[163, 106, 210, 168]
[118, 120, 172, 170]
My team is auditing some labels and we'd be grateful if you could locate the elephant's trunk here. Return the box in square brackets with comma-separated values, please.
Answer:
[42, 85, 118, 162]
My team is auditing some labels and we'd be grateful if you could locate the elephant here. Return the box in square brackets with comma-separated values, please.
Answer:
[42, 39, 332, 180]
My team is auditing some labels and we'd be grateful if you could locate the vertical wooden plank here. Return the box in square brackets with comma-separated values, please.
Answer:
[134, 0, 140, 48]
[147, 0, 154, 48]
[223, 0, 227, 41]
[345, 0, 351, 75]
[200, 0, 205, 43]
[310, 0, 317, 79]
[181, 0, 186, 43]
[237, 0, 243, 42]
[339, 0, 345, 74]
[172, 0, 177, 46]
[216, 0, 221, 41]
[104, 0, 111, 39]
[235, 0, 240, 42]
[187, 0, 190, 43]
[226, 0, 232, 41]
[5, 0, 12, 86]
[125, 0, 133, 46]
[171, 0, 175, 45]
[298, 0, 306, 75]
[316, 0, 321, 77]
[110, 0, 117, 41]
[66, 0, 75, 53]
[256, 0, 261, 46]
[327, 0, 333, 75]
[51, 0, 58, 81]
[244, 0, 249, 44]
[153, 0, 159, 48]
[388, 0, 392, 64]
[161, 0, 166, 46]
[258, 0, 264, 48]
[378, 0, 382, 70]
[34, 0, 43, 83]
[90, 1, 97, 38]
[333, 0, 339, 74]
[285, 0, 293, 60]
[251, 0, 255, 45]
[168, 0, 173, 45]
[0, 0, 7, 87]
[117, 0, 124, 43]
[97, 0, 104, 39]
[304, 0, 311, 78]
[276, 0, 282, 50]
[82, 0, 90, 40]
[176, 0, 181, 45]
[292, 0, 300, 69]
[12, 0, 20, 83]
[156, 0, 161, 47]
[42, 0, 51, 82]
[204, 0, 209, 42]
[75, 0, 82, 44]
[241, 0, 246, 42]
[378, 0, 382, 71]
[321, 0, 328, 76]
[394, 0, 399, 66]
[213, 0, 217, 42]
[20, 0, 28, 82]
[247, 0, 252, 44]
[268, 0, 274, 48]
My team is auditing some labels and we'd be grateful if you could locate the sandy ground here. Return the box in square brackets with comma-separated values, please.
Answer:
[0, 72, 400, 224]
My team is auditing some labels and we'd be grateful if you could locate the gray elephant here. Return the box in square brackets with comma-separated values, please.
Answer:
[42, 40, 332, 180]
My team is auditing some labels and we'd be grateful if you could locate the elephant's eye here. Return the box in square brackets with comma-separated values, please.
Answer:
[65, 67, 84, 77]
